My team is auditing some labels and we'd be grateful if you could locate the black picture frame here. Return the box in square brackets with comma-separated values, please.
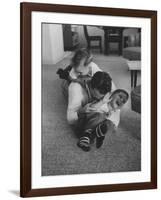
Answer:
[20, 2, 157, 197]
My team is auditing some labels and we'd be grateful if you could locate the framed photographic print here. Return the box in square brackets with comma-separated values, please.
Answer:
[20, 2, 157, 197]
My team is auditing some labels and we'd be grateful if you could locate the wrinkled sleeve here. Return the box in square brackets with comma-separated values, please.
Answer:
[91, 62, 102, 75]
[111, 81, 116, 91]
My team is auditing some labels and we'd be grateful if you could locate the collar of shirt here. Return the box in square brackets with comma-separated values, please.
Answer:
[69, 66, 92, 79]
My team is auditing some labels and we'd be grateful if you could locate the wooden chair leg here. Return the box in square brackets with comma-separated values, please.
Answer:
[131, 71, 134, 88]
[87, 41, 90, 49]
[134, 70, 138, 88]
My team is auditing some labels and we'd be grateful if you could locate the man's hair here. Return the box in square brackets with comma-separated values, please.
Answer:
[91, 71, 112, 94]
[110, 89, 129, 103]
[71, 48, 93, 68]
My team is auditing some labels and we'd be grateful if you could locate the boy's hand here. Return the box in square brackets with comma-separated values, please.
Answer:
[57, 68, 69, 80]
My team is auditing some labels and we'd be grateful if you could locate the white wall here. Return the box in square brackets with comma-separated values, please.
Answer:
[42, 24, 64, 65]
[0, 0, 160, 200]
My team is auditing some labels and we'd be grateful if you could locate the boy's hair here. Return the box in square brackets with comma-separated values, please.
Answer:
[110, 89, 129, 103]
[91, 71, 112, 94]
[71, 48, 93, 68]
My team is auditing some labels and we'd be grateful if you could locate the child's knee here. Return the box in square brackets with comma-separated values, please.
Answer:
[104, 119, 116, 133]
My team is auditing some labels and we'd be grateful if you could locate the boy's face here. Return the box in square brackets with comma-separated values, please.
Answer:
[110, 92, 128, 110]
[74, 58, 89, 76]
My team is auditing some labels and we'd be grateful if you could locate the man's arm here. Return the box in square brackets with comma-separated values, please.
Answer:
[67, 82, 84, 125]
[90, 62, 102, 76]
[111, 81, 116, 91]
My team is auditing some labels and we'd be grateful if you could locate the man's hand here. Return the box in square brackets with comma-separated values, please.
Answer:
[78, 103, 97, 114]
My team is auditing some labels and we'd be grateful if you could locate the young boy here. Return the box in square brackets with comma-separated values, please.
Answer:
[77, 89, 129, 151]
[57, 48, 100, 81]
[56, 48, 101, 98]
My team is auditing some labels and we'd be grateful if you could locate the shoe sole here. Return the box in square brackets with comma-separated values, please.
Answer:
[77, 142, 90, 152]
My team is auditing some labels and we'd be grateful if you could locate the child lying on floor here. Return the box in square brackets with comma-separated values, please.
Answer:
[56, 48, 100, 81]
[56, 48, 101, 98]
[77, 89, 129, 151]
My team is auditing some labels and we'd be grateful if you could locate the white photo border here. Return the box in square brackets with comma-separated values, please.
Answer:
[32, 11, 151, 189]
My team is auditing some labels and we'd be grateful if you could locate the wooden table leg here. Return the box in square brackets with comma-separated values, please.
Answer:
[131, 71, 134, 88]
[134, 70, 138, 88]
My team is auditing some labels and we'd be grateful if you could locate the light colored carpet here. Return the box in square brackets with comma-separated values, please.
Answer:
[42, 54, 141, 176]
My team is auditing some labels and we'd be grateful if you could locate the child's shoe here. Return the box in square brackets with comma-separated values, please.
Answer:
[77, 136, 90, 152]
[96, 136, 105, 148]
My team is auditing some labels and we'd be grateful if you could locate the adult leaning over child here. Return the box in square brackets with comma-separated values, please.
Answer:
[57, 47, 120, 151]
[67, 71, 120, 151]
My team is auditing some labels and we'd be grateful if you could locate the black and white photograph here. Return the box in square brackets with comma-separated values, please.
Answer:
[41, 23, 142, 176]
[20, 3, 157, 197]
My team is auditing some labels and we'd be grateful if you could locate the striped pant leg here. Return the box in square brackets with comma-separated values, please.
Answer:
[95, 119, 114, 148]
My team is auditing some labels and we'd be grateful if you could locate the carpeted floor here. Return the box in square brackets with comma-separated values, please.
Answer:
[42, 53, 141, 176]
